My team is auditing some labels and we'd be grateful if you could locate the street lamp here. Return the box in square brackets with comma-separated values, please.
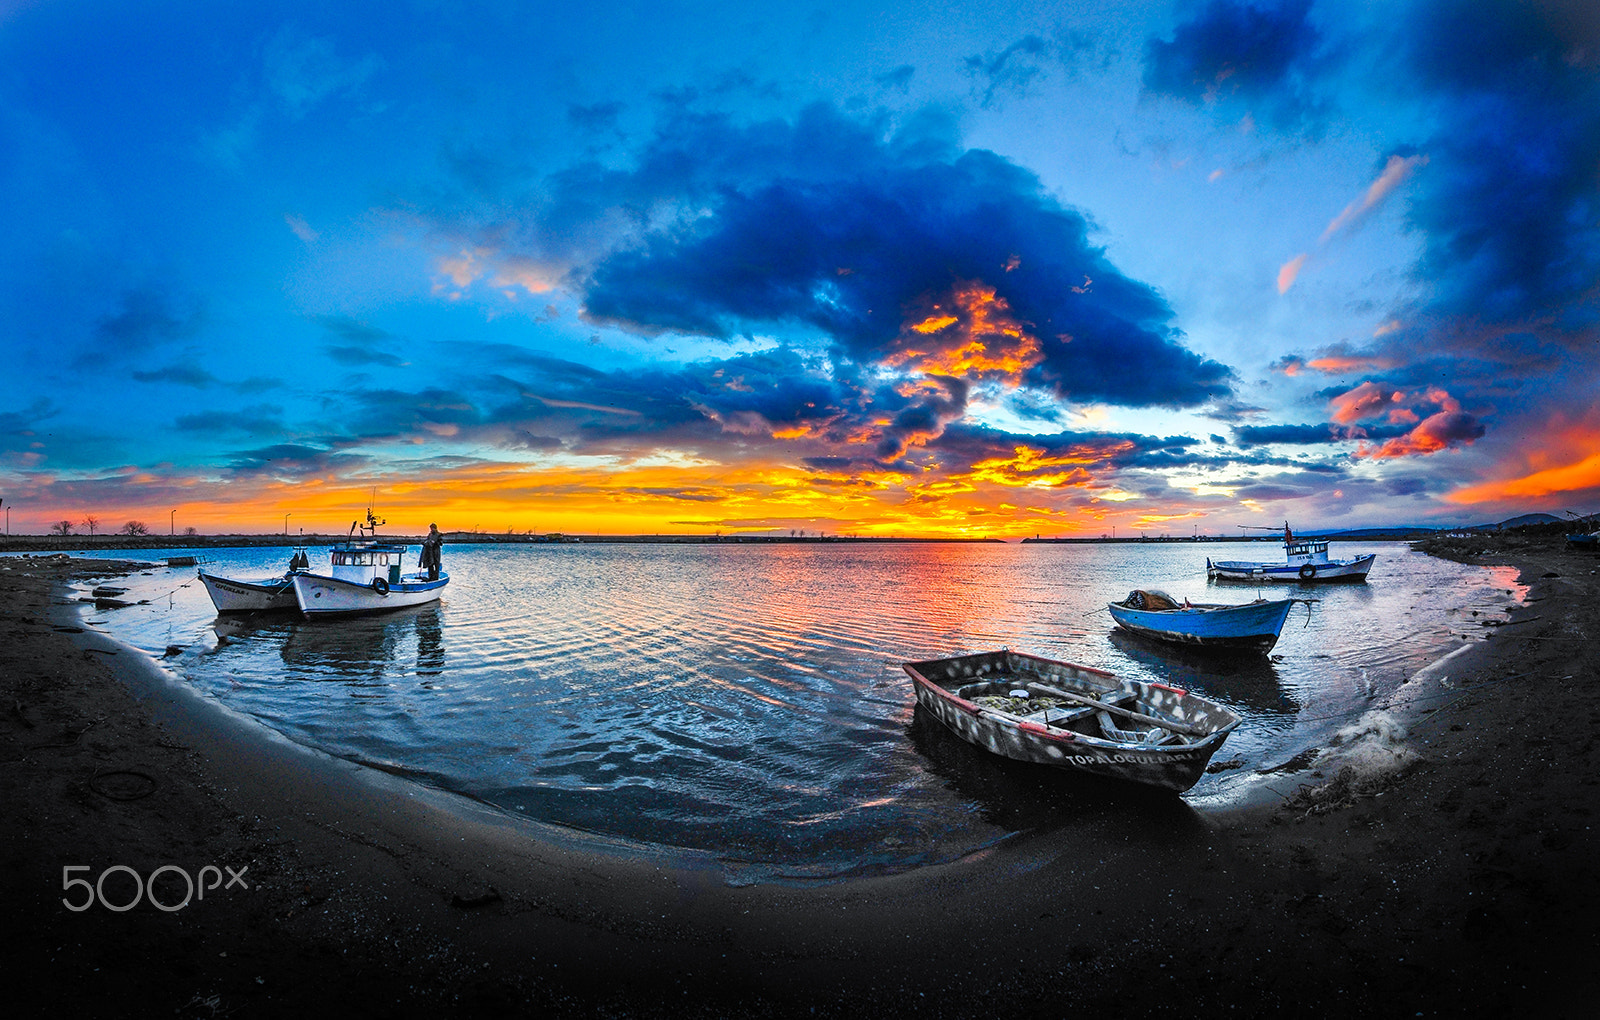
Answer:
[170, 509, 175, 536]
[284, 512, 291, 536]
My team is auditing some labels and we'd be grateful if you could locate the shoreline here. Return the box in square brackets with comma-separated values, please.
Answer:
[4, 545, 1598, 1016]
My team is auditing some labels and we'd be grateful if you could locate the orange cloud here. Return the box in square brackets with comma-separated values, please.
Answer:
[1277, 254, 1307, 294]
[1329, 381, 1406, 424]
[1305, 355, 1396, 374]
[1448, 450, 1600, 503]
[1320, 153, 1427, 244]
[1334, 383, 1484, 459]
[887, 282, 1043, 384]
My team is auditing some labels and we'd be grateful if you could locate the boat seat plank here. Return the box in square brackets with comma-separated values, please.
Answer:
[1022, 690, 1136, 727]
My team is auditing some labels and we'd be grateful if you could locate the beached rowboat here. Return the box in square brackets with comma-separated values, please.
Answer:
[902, 649, 1241, 792]
[198, 571, 298, 612]
[198, 547, 311, 613]
[1108, 589, 1297, 652]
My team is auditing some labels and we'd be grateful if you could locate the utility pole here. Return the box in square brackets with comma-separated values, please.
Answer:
[170, 509, 175, 536]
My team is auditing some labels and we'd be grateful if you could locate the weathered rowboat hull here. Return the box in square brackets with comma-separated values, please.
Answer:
[291, 572, 449, 616]
[1108, 598, 1295, 652]
[198, 571, 298, 612]
[903, 649, 1240, 792]
[1206, 554, 1374, 583]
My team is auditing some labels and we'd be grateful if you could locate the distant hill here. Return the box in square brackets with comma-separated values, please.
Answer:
[1307, 513, 1564, 541]
[1494, 513, 1563, 529]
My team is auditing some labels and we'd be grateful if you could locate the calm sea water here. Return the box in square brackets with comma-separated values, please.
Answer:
[60, 540, 1521, 879]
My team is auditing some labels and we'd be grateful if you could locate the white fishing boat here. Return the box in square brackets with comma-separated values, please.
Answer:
[198, 548, 312, 612]
[291, 510, 448, 617]
[1207, 523, 1375, 583]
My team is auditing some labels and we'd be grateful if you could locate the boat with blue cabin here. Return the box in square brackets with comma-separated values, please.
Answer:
[1207, 524, 1375, 583]
[290, 510, 448, 617]
[1108, 589, 1298, 652]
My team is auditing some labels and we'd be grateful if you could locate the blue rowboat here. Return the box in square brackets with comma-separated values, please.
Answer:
[1108, 589, 1297, 652]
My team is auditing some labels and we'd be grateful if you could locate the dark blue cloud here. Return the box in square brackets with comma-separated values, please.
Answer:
[1394, 1, 1600, 333]
[965, 35, 1051, 107]
[874, 65, 915, 91]
[1233, 422, 1409, 447]
[82, 287, 200, 363]
[174, 404, 287, 435]
[1, 397, 58, 437]
[225, 443, 368, 477]
[132, 364, 218, 387]
[567, 101, 624, 133]
[1142, 0, 1328, 130]
[566, 105, 1233, 408]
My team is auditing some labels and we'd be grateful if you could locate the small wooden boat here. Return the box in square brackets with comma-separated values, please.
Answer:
[198, 570, 298, 612]
[1207, 522, 1374, 583]
[1108, 589, 1297, 652]
[903, 649, 1241, 792]
[198, 547, 313, 613]
[291, 509, 448, 617]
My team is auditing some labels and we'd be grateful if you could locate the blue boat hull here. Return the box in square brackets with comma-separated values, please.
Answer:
[1108, 598, 1296, 652]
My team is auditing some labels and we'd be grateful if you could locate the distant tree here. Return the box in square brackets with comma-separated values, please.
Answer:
[81, 514, 99, 536]
[121, 520, 149, 536]
[50, 520, 73, 536]
[184, 526, 198, 537]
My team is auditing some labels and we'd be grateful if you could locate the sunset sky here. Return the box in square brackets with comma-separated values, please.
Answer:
[4, 0, 1598, 538]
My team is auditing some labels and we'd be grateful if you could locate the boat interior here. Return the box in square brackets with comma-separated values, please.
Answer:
[955, 679, 1189, 746]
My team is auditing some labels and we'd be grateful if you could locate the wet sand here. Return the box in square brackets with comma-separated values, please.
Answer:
[3, 543, 1597, 1018]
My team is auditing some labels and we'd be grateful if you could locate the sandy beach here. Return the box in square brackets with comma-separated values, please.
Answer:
[3, 542, 1597, 1018]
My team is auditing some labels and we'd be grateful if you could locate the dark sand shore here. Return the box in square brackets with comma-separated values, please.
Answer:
[4, 543, 1597, 1018]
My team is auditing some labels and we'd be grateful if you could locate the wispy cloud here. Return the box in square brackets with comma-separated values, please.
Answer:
[1320, 153, 1427, 244]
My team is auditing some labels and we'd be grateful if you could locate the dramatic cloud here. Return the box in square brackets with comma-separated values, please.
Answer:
[1327, 382, 1485, 458]
[560, 105, 1233, 409]
[1394, 0, 1600, 331]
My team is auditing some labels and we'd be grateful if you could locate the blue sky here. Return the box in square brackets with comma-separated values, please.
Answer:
[3, 0, 1598, 536]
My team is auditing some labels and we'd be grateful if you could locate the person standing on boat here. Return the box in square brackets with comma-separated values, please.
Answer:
[420, 523, 444, 580]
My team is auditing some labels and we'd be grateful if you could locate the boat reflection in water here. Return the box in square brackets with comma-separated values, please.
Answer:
[907, 700, 1204, 829]
[1108, 629, 1299, 719]
[279, 602, 446, 687]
